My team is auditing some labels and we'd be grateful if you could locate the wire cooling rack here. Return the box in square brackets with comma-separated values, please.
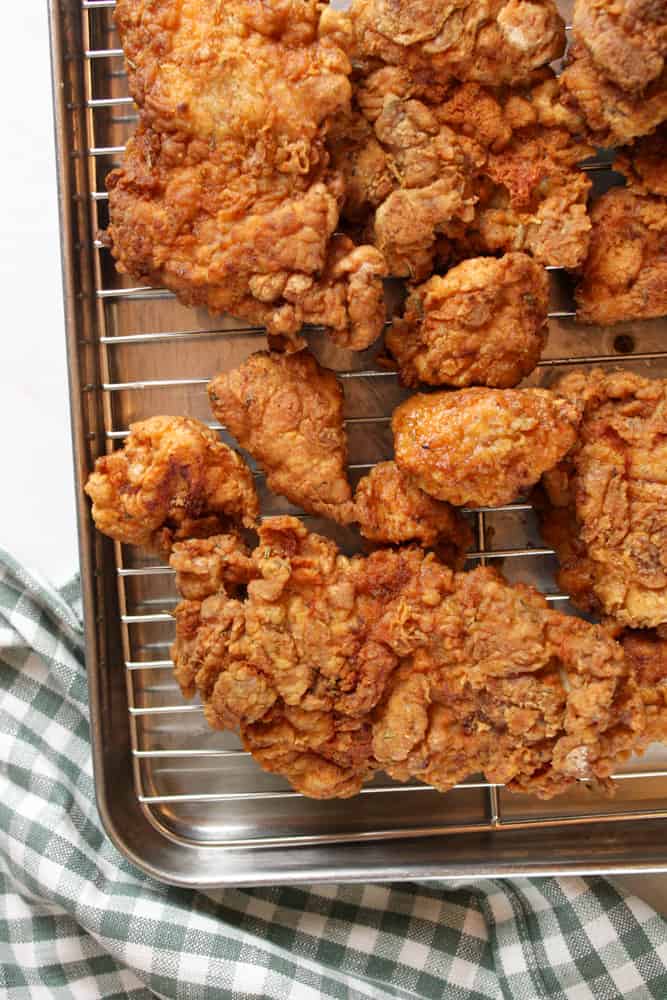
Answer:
[61, 0, 667, 859]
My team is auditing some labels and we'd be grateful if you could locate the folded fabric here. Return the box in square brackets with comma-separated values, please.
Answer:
[2, 548, 667, 1000]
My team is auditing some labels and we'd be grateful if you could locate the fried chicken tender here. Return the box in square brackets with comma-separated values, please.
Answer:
[540, 370, 667, 629]
[105, 0, 387, 351]
[331, 67, 593, 276]
[353, 461, 473, 559]
[385, 253, 549, 388]
[170, 517, 643, 799]
[84, 416, 259, 554]
[392, 388, 580, 508]
[560, 0, 667, 146]
[350, 0, 566, 87]
[208, 351, 354, 522]
[576, 132, 667, 325]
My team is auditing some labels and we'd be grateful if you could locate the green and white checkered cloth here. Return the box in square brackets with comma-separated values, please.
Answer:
[2, 549, 667, 1000]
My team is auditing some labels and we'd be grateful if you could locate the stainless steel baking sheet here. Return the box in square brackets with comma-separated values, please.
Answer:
[49, 0, 667, 885]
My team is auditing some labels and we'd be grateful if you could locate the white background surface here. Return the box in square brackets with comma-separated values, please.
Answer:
[2, 2, 667, 913]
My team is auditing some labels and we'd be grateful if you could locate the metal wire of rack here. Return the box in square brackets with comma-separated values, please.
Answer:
[74, 0, 667, 854]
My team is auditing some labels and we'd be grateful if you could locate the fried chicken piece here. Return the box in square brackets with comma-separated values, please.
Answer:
[105, 1, 387, 351]
[208, 351, 354, 522]
[353, 461, 473, 559]
[372, 570, 643, 798]
[171, 518, 643, 798]
[84, 416, 259, 554]
[392, 388, 579, 508]
[560, 0, 667, 146]
[620, 628, 667, 748]
[385, 253, 549, 389]
[333, 68, 593, 275]
[576, 132, 667, 325]
[170, 533, 258, 601]
[350, 0, 566, 87]
[540, 370, 667, 629]
[575, 188, 667, 325]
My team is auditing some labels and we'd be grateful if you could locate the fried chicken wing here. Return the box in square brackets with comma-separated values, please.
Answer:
[560, 0, 667, 146]
[170, 518, 643, 799]
[105, 0, 387, 351]
[353, 461, 473, 559]
[392, 388, 579, 508]
[540, 370, 667, 629]
[208, 351, 354, 522]
[84, 416, 259, 553]
[350, 0, 566, 87]
[385, 253, 549, 388]
[576, 132, 667, 325]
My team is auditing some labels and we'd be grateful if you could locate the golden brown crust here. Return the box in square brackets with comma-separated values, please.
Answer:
[106, 0, 387, 350]
[385, 253, 549, 388]
[575, 185, 667, 326]
[171, 517, 643, 799]
[392, 388, 580, 508]
[350, 0, 566, 87]
[560, 0, 667, 148]
[84, 416, 259, 554]
[208, 351, 354, 522]
[353, 461, 473, 559]
[541, 369, 667, 628]
[620, 628, 667, 749]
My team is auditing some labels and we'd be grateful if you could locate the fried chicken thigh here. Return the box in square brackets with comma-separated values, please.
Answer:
[385, 253, 549, 388]
[350, 0, 566, 87]
[393, 388, 579, 508]
[105, 0, 387, 351]
[540, 370, 667, 629]
[171, 517, 643, 799]
[84, 416, 259, 553]
[353, 461, 473, 559]
[576, 131, 667, 325]
[208, 351, 354, 522]
[560, 0, 667, 146]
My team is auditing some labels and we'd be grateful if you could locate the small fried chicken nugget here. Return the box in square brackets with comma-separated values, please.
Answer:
[84, 416, 259, 553]
[386, 253, 549, 388]
[393, 387, 579, 508]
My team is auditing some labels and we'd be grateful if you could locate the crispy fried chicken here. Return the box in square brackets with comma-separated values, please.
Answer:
[331, 67, 593, 277]
[392, 387, 580, 508]
[349, 0, 566, 87]
[539, 370, 667, 629]
[353, 460, 473, 559]
[208, 351, 354, 522]
[619, 628, 667, 749]
[560, 0, 667, 146]
[105, 0, 387, 351]
[385, 253, 549, 388]
[576, 130, 667, 325]
[84, 416, 259, 553]
[170, 517, 643, 799]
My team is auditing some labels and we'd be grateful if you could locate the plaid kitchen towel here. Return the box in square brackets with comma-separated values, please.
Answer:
[2, 549, 667, 1000]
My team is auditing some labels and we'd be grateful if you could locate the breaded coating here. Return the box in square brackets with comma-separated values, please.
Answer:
[620, 628, 667, 748]
[575, 188, 667, 325]
[105, 0, 387, 351]
[84, 416, 259, 554]
[560, 0, 667, 146]
[576, 132, 667, 325]
[353, 461, 473, 559]
[208, 351, 354, 522]
[385, 253, 549, 388]
[170, 533, 258, 602]
[332, 68, 593, 276]
[540, 370, 667, 629]
[350, 0, 565, 87]
[392, 388, 579, 508]
[170, 518, 643, 799]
